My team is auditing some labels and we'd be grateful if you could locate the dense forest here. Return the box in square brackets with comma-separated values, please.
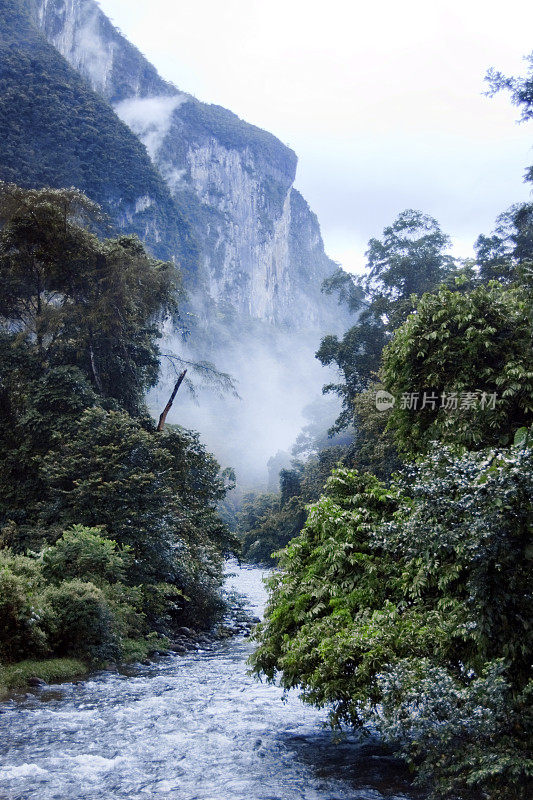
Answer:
[246, 58, 533, 799]
[0, 184, 237, 694]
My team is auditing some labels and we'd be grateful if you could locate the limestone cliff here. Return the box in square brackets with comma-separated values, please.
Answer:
[30, 0, 344, 334]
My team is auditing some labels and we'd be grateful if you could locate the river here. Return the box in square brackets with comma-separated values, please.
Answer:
[0, 563, 418, 800]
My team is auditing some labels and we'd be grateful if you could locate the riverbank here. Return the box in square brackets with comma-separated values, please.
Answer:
[0, 588, 259, 700]
[0, 659, 87, 700]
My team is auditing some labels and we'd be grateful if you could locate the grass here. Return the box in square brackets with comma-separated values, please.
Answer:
[0, 634, 172, 700]
[0, 658, 87, 699]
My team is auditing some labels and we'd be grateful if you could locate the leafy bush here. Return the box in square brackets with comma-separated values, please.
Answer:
[251, 468, 404, 718]
[43, 580, 120, 663]
[41, 526, 132, 586]
[0, 550, 48, 661]
[252, 441, 533, 798]
[382, 282, 533, 454]
[373, 659, 533, 800]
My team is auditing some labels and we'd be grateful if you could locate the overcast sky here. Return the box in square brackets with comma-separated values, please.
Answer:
[99, 0, 533, 273]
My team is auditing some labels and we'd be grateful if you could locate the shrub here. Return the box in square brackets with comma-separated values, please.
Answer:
[0, 550, 48, 662]
[373, 660, 533, 800]
[41, 525, 132, 586]
[43, 580, 119, 663]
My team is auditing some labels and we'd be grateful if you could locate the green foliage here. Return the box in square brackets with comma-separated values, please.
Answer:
[0, 549, 48, 662]
[43, 580, 120, 662]
[374, 660, 532, 800]
[39, 408, 178, 576]
[0, 183, 180, 416]
[381, 445, 533, 687]
[322, 267, 365, 312]
[238, 447, 346, 565]
[350, 380, 402, 480]
[252, 443, 533, 798]
[382, 282, 533, 454]
[41, 526, 132, 586]
[318, 209, 455, 433]
[475, 203, 533, 284]
[0, 527, 172, 666]
[364, 209, 455, 328]
[0, 184, 234, 670]
[251, 468, 403, 715]
[0, 531, 141, 665]
[317, 319, 388, 433]
[35, 410, 232, 613]
[238, 493, 306, 566]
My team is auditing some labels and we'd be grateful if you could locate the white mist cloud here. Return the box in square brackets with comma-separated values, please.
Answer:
[150, 328, 343, 488]
[114, 95, 188, 160]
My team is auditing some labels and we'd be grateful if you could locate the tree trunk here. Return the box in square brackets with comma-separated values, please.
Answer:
[157, 370, 187, 432]
[89, 342, 103, 394]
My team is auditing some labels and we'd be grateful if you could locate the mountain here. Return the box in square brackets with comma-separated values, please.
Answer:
[0, 0, 349, 482]
[29, 0, 343, 333]
[0, 0, 197, 270]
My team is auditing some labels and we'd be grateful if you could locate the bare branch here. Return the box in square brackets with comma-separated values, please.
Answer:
[157, 369, 187, 432]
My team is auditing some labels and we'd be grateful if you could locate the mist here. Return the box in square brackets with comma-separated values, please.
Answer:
[114, 95, 187, 160]
[149, 324, 343, 488]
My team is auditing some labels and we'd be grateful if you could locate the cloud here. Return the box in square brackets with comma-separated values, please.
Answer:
[150, 326, 343, 488]
[114, 95, 188, 160]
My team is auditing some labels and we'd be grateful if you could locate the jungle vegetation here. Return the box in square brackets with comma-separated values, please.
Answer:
[0, 184, 235, 686]
[248, 55, 533, 800]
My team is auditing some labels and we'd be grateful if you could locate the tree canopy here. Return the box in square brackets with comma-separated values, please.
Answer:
[0, 185, 235, 669]
[317, 209, 455, 433]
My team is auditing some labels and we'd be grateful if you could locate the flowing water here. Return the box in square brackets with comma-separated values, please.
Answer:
[0, 564, 417, 800]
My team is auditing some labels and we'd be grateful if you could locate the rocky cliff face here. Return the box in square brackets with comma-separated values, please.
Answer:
[0, 0, 193, 269]
[31, 0, 343, 333]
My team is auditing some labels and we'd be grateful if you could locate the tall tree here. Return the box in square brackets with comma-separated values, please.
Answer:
[0, 183, 180, 416]
[475, 204, 533, 284]
[317, 210, 455, 432]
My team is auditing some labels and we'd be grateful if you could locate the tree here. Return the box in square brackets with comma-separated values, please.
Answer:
[486, 52, 533, 185]
[363, 209, 455, 329]
[279, 468, 302, 507]
[0, 183, 180, 416]
[0, 184, 235, 643]
[317, 210, 455, 432]
[350, 379, 402, 480]
[475, 203, 533, 284]
[238, 446, 346, 565]
[252, 442, 533, 799]
[382, 282, 533, 454]
[317, 315, 388, 433]
[251, 468, 403, 717]
[41, 526, 132, 586]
